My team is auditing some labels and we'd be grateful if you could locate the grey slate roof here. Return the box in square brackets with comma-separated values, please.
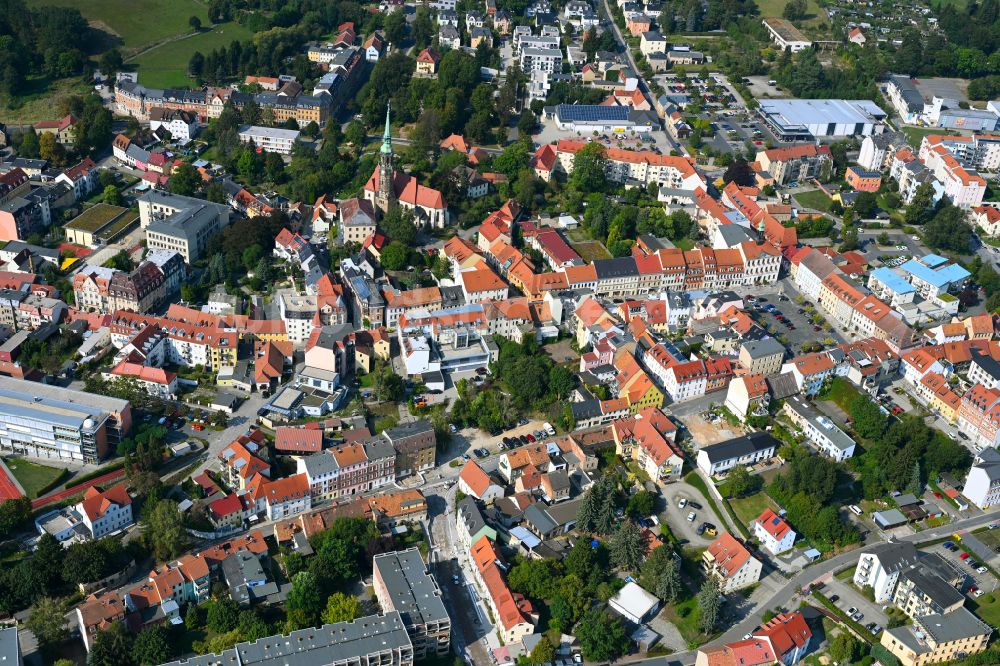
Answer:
[700, 431, 778, 464]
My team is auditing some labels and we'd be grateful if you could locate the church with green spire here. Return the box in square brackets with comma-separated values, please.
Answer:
[363, 104, 449, 228]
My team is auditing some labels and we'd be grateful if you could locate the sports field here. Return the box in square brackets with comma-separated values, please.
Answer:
[5, 458, 65, 500]
[34, 0, 209, 53]
[132, 23, 255, 88]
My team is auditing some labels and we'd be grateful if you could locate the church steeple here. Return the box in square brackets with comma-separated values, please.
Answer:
[376, 102, 395, 212]
[381, 103, 393, 154]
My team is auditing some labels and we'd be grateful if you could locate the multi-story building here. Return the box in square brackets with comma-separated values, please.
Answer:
[0, 377, 131, 463]
[138, 191, 231, 263]
[612, 407, 683, 481]
[737, 338, 785, 376]
[372, 549, 450, 659]
[962, 448, 1000, 509]
[238, 125, 301, 155]
[551, 141, 706, 190]
[783, 395, 856, 461]
[383, 420, 436, 478]
[881, 608, 991, 666]
[892, 557, 965, 620]
[854, 542, 920, 603]
[756, 143, 833, 185]
[278, 292, 318, 344]
[160, 613, 414, 666]
[110, 310, 238, 371]
[702, 532, 763, 592]
[752, 508, 796, 556]
[696, 432, 777, 476]
[78, 485, 133, 539]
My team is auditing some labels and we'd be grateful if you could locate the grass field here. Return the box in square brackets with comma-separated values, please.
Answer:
[5, 458, 66, 499]
[34, 0, 209, 53]
[794, 189, 834, 213]
[131, 23, 255, 88]
[754, 0, 826, 30]
[0, 77, 94, 124]
[729, 491, 778, 526]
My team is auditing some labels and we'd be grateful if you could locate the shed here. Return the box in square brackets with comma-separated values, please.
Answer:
[609, 582, 660, 624]
[873, 508, 907, 529]
[803, 548, 821, 562]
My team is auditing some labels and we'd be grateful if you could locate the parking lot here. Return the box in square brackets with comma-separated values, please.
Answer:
[746, 293, 842, 353]
[934, 539, 998, 596]
[822, 576, 890, 638]
[659, 481, 718, 545]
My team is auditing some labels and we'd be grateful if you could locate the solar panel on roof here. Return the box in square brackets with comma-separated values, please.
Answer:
[557, 104, 629, 121]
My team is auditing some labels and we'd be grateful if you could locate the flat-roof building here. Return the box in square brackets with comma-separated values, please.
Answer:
[762, 18, 812, 52]
[138, 190, 231, 263]
[783, 395, 857, 461]
[0, 376, 131, 463]
[372, 548, 450, 659]
[160, 612, 414, 666]
[238, 125, 301, 155]
[757, 99, 887, 140]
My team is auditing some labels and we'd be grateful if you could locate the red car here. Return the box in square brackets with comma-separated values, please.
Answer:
[891, 406, 904, 415]
[526, 434, 535, 442]
[933, 491, 943, 499]
[960, 552, 970, 560]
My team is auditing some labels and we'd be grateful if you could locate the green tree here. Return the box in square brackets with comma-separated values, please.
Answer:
[576, 609, 630, 662]
[853, 191, 879, 218]
[99, 49, 124, 79]
[170, 162, 201, 196]
[102, 184, 122, 206]
[924, 205, 973, 253]
[610, 519, 644, 571]
[285, 571, 323, 630]
[849, 393, 887, 439]
[723, 159, 755, 187]
[88, 621, 135, 666]
[26, 597, 69, 653]
[576, 475, 617, 535]
[829, 631, 861, 664]
[383, 10, 407, 45]
[508, 558, 563, 600]
[527, 636, 556, 664]
[380, 206, 418, 245]
[380, 241, 409, 271]
[142, 499, 187, 561]
[132, 625, 173, 666]
[206, 596, 239, 633]
[626, 490, 657, 517]
[0, 497, 30, 538]
[38, 132, 66, 166]
[189, 15, 202, 31]
[185, 603, 203, 630]
[904, 183, 935, 226]
[697, 577, 722, 633]
[571, 143, 606, 192]
[345, 121, 367, 147]
[19, 130, 40, 159]
[723, 465, 762, 498]
[321, 592, 359, 625]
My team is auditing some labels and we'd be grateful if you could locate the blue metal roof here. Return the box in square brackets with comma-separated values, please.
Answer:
[899, 258, 970, 289]
[922, 253, 948, 268]
[870, 266, 914, 294]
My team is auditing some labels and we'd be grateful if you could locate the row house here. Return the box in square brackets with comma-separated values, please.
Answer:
[543, 140, 707, 191]
[296, 438, 396, 501]
[916, 372, 961, 423]
[246, 472, 312, 520]
[470, 536, 536, 643]
[918, 135, 988, 209]
[218, 431, 270, 491]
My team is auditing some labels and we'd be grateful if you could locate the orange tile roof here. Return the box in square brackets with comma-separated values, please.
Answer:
[459, 460, 495, 497]
[79, 485, 131, 522]
[755, 507, 793, 541]
[706, 532, 753, 578]
[369, 489, 427, 518]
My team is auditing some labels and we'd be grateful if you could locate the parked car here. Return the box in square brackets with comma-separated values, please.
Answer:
[977, 566, 988, 574]
[687, 512, 697, 522]
[847, 607, 859, 616]
[689, 501, 703, 510]
[678, 498, 688, 509]
[960, 552, 970, 560]
[829, 594, 839, 603]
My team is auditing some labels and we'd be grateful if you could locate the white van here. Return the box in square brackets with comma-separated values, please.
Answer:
[849, 505, 863, 516]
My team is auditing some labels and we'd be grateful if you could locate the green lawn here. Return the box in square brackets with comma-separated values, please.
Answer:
[728, 491, 778, 527]
[132, 22, 254, 88]
[661, 595, 718, 647]
[972, 593, 1000, 629]
[794, 189, 833, 213]
[5, 458, 66, 499]
[822, 377, 863, 412]
[34, 0, 208, 53]
[900, 126, 957, 148]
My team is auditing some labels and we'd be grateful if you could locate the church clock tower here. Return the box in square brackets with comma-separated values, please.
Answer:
[376, 103, 396, 214]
